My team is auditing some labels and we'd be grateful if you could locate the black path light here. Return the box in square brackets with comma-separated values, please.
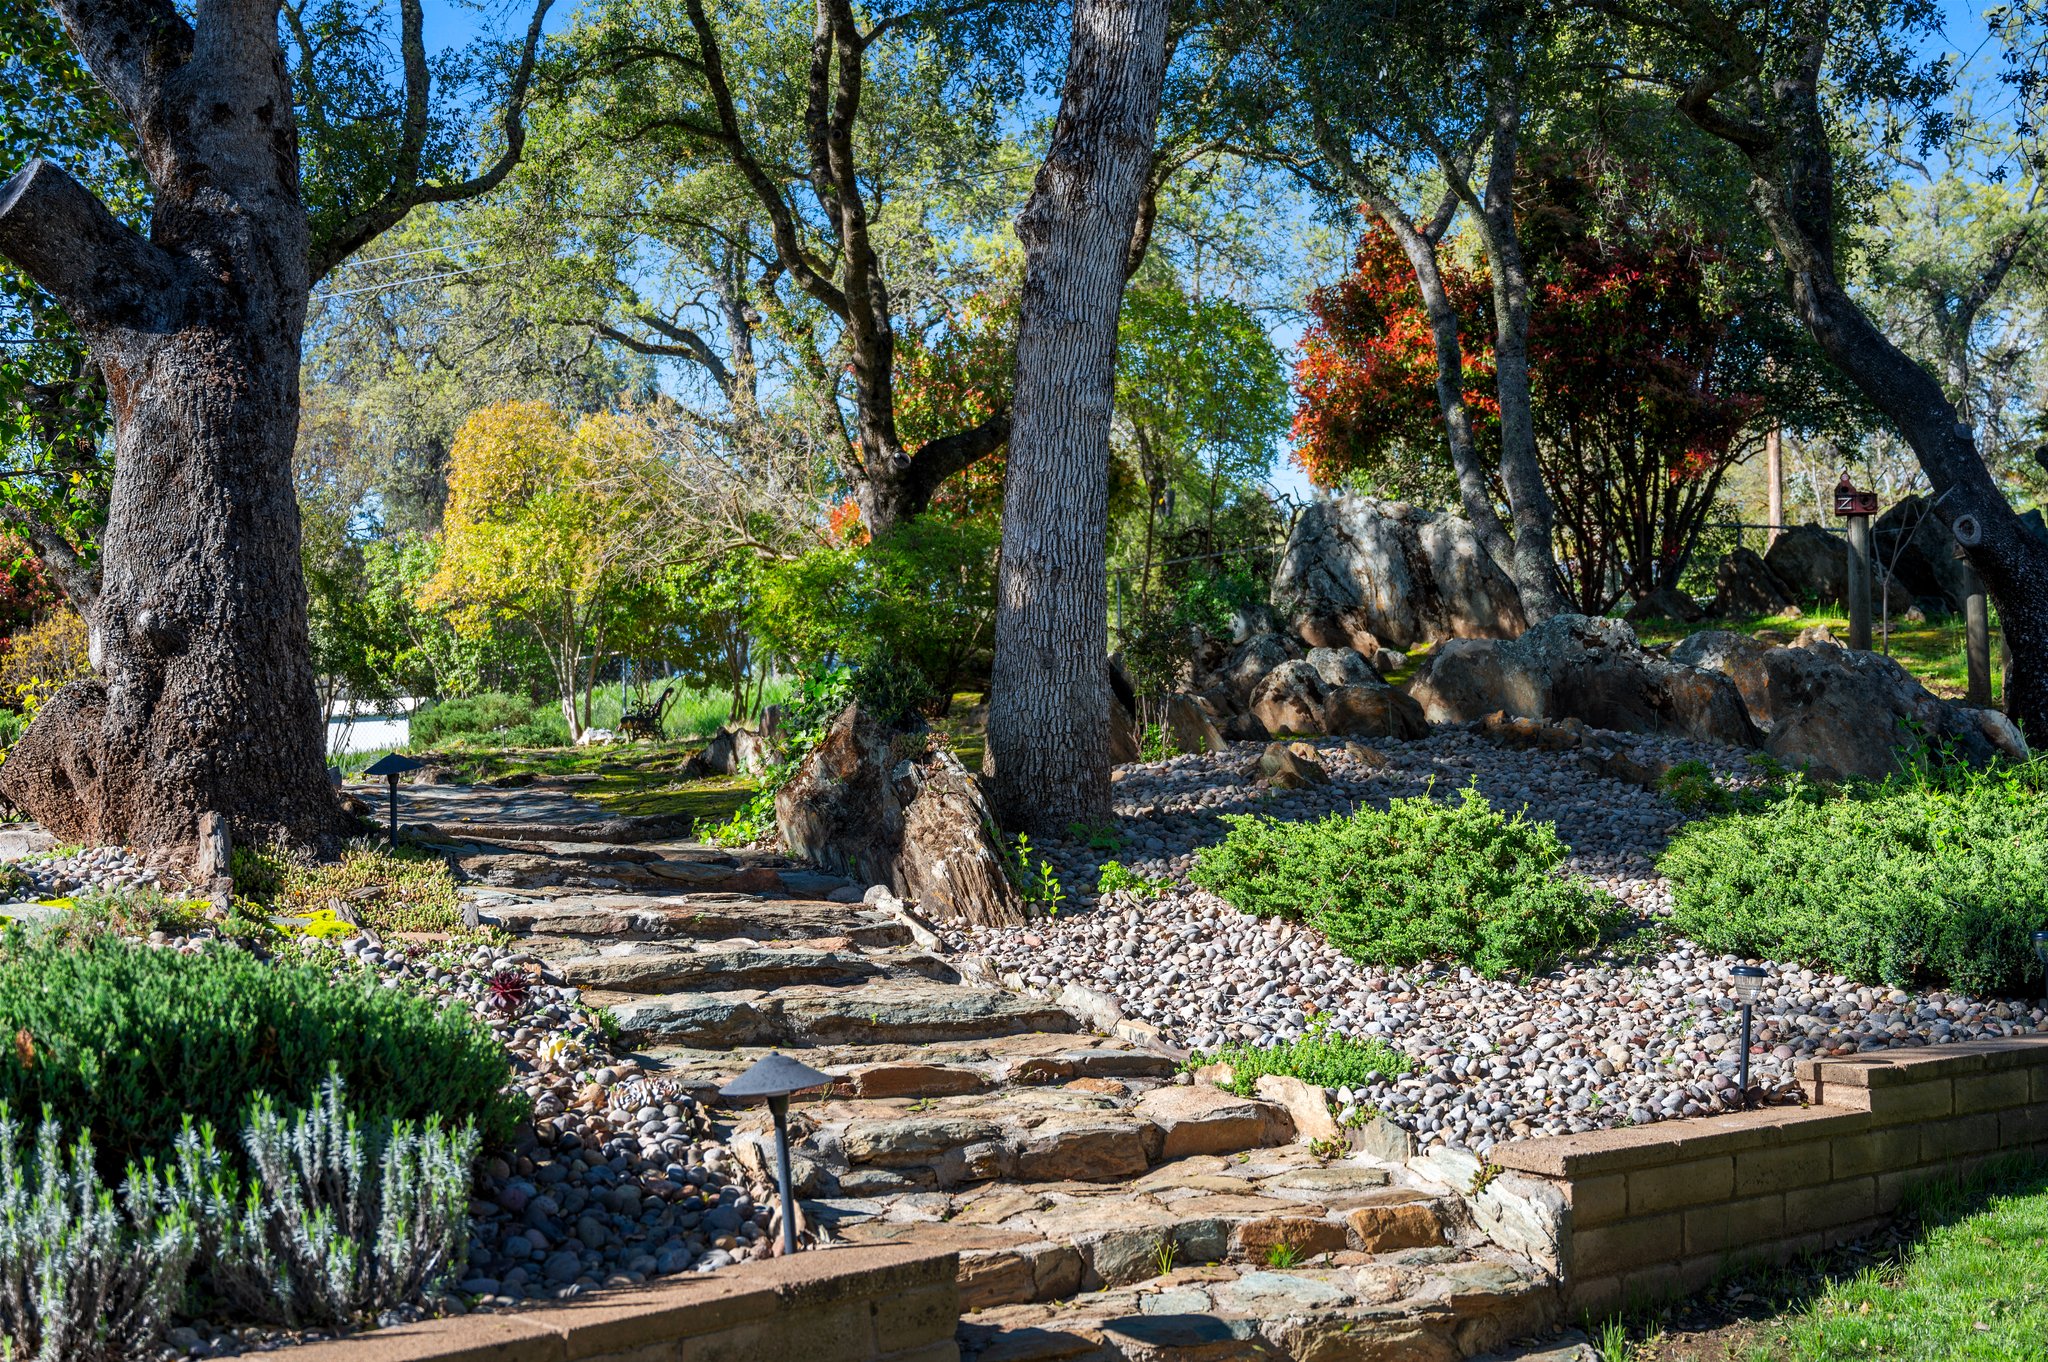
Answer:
[720, 1054, 833, 1255]
[360, 752, 425, 846]
[1729, 965, 1768, 1109]
[2034, 931, 2048, 1011]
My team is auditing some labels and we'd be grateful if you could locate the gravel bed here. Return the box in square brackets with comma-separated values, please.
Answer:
[2, 843, 159, 897]
[950, 728, 2047, 1154]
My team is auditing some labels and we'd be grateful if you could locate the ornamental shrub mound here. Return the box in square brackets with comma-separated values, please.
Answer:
[1190, 785, 1622, 977]
[1662, 763, 2048, 995]
[0, 935, 519, 1175]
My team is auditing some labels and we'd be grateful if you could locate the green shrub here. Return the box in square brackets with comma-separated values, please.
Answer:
[0, 709, 24, 751]
[0, 935, 519, 1174]
[1191, 1018, 1413, 1096]
[410, 691, 567, 746]
[0, 1108, 197, 1362]
[1097, 861, 1172, 898]
[1190, 785, 1622, 977]
[173, 1076, 476, 1327]
[235, 841, 465, 935]
[1662, 762, 2048, 994]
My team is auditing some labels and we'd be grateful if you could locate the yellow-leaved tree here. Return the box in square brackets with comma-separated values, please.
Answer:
[420, 401, 656, 739]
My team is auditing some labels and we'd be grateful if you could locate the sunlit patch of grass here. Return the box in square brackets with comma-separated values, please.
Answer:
[233, 841, 468, 936]
[1775, 1158, 2048, 1361]
[1637, 603, 1998, 702]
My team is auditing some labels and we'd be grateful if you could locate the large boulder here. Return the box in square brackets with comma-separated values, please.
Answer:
[1711, 547, 1796, 617]
[1406, 615, 1761, 747]
[1219, 632, 1299, 705]
[1625, 587, 1705, 624]
[1762, 524, 1848, 605]
[1872, 494, 1975, 615]
[1670, 630, 1776, 723]
[775, 704, 1026, 927]
[1304, 646, 1379, 689]
[1323, 683, 1428, 740]
[1271, 495, 1526, 652]
[1755, 634, 2025, 779]
[1250, 660, 1326, 736]
[1162, 693, 1228, 754]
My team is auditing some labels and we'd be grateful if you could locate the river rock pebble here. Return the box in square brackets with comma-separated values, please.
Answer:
[0, 844, 158, 899]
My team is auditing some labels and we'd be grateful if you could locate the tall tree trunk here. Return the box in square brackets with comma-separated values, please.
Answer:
[986, 0, 1170, 833]
[1464, 87, 1567, 622]
[1354, 183, 1517, 580]
[0, 74, 345, 853]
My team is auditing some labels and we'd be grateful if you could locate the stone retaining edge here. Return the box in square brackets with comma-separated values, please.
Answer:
[263, 1244, 960, 1362]
[1470, 1035, 2048, 1318]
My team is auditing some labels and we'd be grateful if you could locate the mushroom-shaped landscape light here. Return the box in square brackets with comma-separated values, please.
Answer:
[2033, 930, 2048, 1010]
[359, 752, 425, 846]
[720, 1054, 833, 1255]
[1728, 966, 1768, 1109]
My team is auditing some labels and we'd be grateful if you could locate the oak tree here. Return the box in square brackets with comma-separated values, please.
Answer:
[0, 0, 551, 850]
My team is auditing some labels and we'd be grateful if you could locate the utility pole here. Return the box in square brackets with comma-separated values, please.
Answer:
[1766, 428, 1785, 548]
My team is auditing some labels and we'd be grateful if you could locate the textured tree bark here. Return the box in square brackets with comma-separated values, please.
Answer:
[0, 0, 346, 851]
[1462, 88, 1568, 623]
[986, 0, 1170, 833]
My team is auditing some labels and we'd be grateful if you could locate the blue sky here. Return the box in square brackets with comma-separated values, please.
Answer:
[402, 0, 2011, 509]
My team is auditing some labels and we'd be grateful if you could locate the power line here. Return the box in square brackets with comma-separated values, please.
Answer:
[328, 240, 481, 271]
[311, 260, 517, 301]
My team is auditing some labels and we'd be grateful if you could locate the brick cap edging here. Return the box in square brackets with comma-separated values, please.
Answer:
[260, 1244, 961, 1361]
[1488, 1035, 2048, 1179]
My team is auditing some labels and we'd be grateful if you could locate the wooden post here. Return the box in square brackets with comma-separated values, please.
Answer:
[1766, 428, 1784, 548]
[1845, 512, 1873, 650]
[1956, 544, 1993, 706]
[195, 810, 231, 904]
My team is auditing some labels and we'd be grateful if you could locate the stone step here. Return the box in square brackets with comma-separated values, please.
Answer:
[599, 980, 1084, 1049]
[641, 1032, 1180, 1100]
[811, 1150, 1462, 1310]
[552, 942, 959, 993]
[481, 895, 913, 949]
[767, 1084, 1303, 1196]
[453, 846, 810, 894]
[949, 1247, 1556, 1362]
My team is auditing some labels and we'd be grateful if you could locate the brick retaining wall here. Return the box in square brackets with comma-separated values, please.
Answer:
[266, 1244, 959, 1362]
[1480, 1035, 2048, 1316]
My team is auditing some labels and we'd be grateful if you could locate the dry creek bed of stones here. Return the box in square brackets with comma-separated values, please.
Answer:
[946, 726, 2047, 1154]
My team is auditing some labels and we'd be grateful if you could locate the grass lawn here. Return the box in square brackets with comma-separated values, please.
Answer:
[342, 741, 761, 827]
[1634, 603, 2000, 703]
[1601, 1157, 2048, 1361]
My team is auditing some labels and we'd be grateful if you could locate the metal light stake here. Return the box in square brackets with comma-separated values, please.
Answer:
[1729, 966, 1767, 1109]
[2033, 931, 2048, 1013]
[720, 1054, 832, 1256]
[360, 752, 424, 846]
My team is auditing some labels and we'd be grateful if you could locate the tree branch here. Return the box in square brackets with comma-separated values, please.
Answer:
[0, 504, 99, 614]
[683, 0, 848, 317]
[309, 0, 557, 282]
[44, 0, 192, 134]
[591, 315, 736, 396]
[904, 408, 1011, 501]
[0, 159, 182, 331]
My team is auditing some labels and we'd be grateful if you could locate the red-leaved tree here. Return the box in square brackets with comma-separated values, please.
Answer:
[1297, 161, 1776, 612]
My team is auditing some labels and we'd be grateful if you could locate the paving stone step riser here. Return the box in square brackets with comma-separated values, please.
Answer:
[552, 949, 961, 995]
[953, 1254, 1560, 1362]
[486, 900, 913, 949]
[606, 985, 1084, 1050]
